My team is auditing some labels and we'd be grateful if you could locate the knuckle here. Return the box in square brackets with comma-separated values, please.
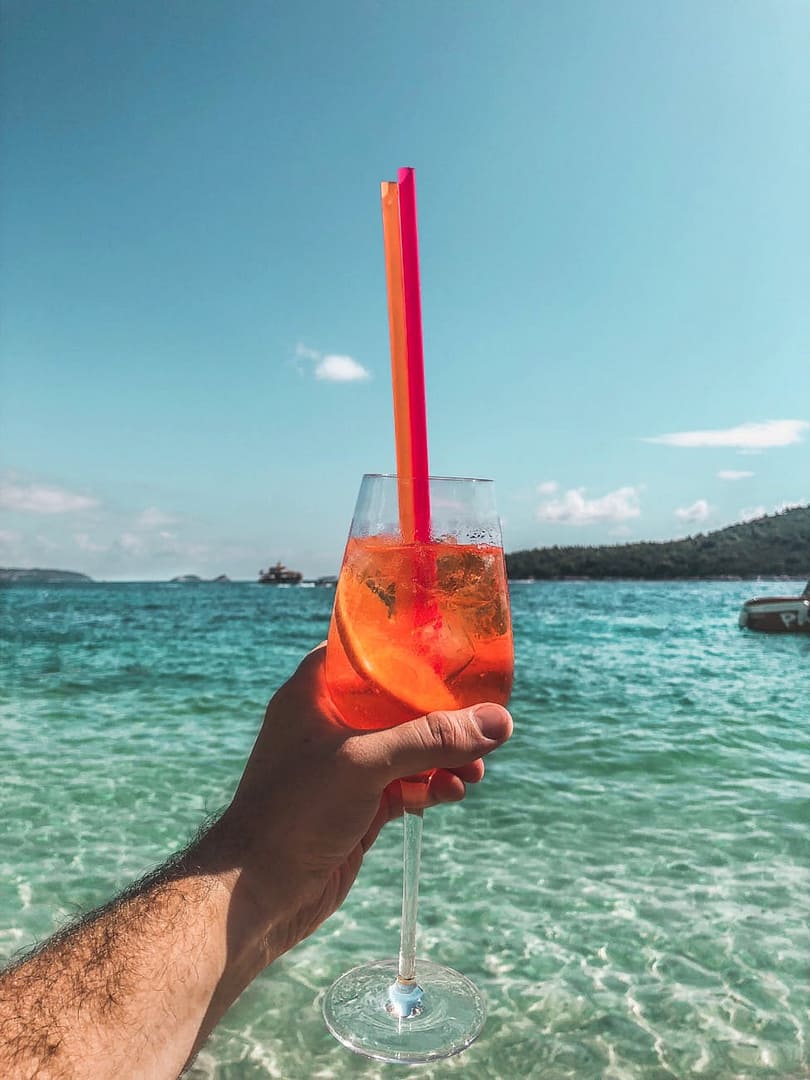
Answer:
[424, 710, 463, 755]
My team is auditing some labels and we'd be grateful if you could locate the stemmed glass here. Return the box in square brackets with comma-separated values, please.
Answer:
[322, 474, 514, 1064]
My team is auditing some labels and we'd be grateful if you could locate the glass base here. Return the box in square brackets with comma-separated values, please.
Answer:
[322, 958, 486, 1064]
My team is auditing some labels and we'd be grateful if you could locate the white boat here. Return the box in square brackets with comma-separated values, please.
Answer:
[258, 562, 303, 585]
[739, 583, 810, 633]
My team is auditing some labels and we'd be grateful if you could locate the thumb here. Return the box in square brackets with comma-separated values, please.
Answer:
[366, 703, 512, 783]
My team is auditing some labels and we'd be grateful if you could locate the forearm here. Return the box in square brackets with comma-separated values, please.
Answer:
[0, 824, 281, 1080]
[0, 649, 513, 1079]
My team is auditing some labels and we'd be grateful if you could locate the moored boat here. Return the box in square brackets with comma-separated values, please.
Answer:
[739, 582, 810, 633]
[258, 562, 303, 585]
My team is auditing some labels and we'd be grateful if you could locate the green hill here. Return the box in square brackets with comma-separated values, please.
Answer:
[506, 505, 810, 580]
[0, 567, 94, 584]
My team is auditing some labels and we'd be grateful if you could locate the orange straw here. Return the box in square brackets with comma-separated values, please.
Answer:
[380, 181, 415, 543]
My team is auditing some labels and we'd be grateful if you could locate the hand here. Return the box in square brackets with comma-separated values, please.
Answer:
[210, 644, 512, 960]
[0, 646, 511, 1078]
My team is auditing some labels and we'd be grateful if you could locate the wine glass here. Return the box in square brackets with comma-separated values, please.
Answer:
[322, 474, 514, 1064]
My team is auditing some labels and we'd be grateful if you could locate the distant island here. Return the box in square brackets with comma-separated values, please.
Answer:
[506, 505, 810, 580]
[0, 568, 94, 584]
[170, 574, 231, 583]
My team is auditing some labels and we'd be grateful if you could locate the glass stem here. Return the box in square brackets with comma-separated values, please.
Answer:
[397, 802, 423, 983]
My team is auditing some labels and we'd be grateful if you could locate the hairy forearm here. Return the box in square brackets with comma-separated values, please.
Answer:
[0, 648, 511, 1079]
[0, 825, 280, 1080]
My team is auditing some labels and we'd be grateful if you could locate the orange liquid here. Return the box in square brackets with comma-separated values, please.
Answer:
[325, 537, 514, 731]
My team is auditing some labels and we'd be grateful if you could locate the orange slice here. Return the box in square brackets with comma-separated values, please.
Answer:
[334, 575, 458, 718]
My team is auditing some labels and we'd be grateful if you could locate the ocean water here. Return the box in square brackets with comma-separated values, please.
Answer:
[1, 580, 808, 1079]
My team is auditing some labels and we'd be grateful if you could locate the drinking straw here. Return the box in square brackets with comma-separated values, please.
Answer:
[382, 173, 436, 1005]
[380, 181, 415, 543]
[396, 167, 431, 543]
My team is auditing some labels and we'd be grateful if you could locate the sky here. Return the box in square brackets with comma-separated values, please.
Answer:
[1, 0, 808, 580]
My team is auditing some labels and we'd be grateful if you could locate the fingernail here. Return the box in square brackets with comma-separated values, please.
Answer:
[473, 704, 506, 739]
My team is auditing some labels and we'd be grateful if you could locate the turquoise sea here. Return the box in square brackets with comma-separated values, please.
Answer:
[1, 581, 809, 1079]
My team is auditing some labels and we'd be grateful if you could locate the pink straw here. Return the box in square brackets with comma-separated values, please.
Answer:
[397, 167, 431, 543]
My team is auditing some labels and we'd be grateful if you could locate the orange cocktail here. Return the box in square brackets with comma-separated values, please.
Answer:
[326, 535, 513, 731]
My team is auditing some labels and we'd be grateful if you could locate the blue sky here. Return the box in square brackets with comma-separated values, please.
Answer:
[1, 0, 808, 580]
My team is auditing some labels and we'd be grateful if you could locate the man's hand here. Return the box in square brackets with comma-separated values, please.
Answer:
[0, 644, 512, 1080]
[208, 643, 513, 959]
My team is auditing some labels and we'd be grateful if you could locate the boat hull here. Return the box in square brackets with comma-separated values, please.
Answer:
[739, 597, 810, 633]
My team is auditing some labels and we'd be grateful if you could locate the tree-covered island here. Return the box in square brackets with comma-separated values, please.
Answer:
[0, 568, 94, 584]
[506, 505, 810, 580]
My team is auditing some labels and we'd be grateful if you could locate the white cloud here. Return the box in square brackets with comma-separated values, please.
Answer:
[737, 501, 805, 523]
[0, 482, 98, 514]
[315, 354, 371, 382]
[109, 529, 208, 565]
[775, 500, 804, 513]
[154, 536, 208, 560]
[717, 470, 754, 481]
[643, 419, 808, 450]
[537, 481, 559, 496]
[675, 499, 711, 523]
[74, 533, 107, 553]
[296, 342, 371, 382]
[537, 486, 642, 525]
[136, 507, 177, 529]
[739, 505, 767, 522]
[0, 532, 60, 562]
[119, 532, 143, 553]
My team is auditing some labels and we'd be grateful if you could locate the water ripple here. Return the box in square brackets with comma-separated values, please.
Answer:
[1, 580, 808, 1077]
